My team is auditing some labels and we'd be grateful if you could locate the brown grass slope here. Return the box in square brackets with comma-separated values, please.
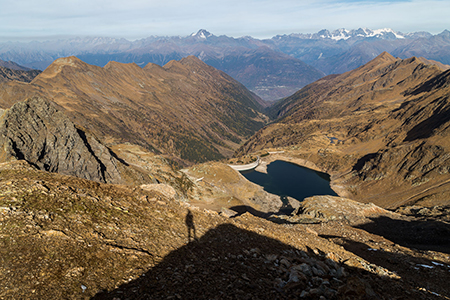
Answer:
[1, 161, 448, 300]
[0, 56, 267, 164]
[237, 52, 450, 208]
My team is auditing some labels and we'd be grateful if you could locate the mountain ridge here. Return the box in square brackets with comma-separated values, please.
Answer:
[236, 52, 450, 209]
[0, 56, 268, 164]
[0, 61, 41, 83]
[6, 27, 450, 101]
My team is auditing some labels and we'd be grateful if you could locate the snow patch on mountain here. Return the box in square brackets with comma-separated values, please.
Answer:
[331, 29, 351, 40]
[191, 29, 213, 39]
[279, 28, 407, 41]
[372, 28, 404, 39]
[332, 28, 405, 40]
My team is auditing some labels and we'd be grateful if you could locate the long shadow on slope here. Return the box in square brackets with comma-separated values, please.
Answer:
[403, 98, 450, 142]
[351, 153, 378, 172]
[92, 223, 304, 300]
[355, 216, 450, 254]
[91, 224, 295, 299]
[91, 223, 440, 300]
[319, 235, 450, 298]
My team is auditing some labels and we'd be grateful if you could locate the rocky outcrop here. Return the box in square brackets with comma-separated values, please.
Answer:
[296, 196, 398, 224]
[0, 96, 123, 183]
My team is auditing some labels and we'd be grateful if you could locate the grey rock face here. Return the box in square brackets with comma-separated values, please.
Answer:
[0, 96, 122, 183]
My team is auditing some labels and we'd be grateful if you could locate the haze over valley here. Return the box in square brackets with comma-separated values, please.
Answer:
[2, 23, 450, 299]
[3, 27, 450, 101]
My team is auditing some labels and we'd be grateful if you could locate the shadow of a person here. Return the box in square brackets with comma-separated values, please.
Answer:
[185, 209, 197, 242]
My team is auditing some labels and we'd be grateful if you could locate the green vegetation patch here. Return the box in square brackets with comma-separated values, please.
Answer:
[173, 134, 224, 163]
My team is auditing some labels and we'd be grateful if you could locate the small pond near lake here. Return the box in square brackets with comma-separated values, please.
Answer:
[242, 160, 337, 213]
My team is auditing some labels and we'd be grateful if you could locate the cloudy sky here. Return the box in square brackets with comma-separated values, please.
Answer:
[0, 0, 449, 42]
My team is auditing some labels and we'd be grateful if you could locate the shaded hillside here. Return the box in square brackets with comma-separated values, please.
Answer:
[0, 56, 267, 164]
[237, 52, 450, 208]
[0, 65, 40, 83]
[311, 39, 411, 75]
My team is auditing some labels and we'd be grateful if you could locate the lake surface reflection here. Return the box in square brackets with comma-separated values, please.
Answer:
[242, 160, 337, 208]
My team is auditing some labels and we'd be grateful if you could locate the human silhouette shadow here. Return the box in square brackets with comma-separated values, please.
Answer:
[185, 209, 197, 242]
[90, 223, 442, 300]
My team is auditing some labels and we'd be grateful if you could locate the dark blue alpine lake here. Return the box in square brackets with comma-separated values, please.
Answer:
[242, 160, 337, 204]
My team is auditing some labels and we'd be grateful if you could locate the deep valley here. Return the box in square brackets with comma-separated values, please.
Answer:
[1, 38, 450, 299]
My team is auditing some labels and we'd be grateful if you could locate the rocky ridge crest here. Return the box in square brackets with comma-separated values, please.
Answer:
[1, 161, 448, 299]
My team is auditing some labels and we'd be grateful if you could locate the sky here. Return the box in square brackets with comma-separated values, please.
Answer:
[0, 0, 449, 42]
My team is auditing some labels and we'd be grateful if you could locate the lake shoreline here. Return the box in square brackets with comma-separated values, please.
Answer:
[242, 159, 338, 206]
[254, 152, 347, 199]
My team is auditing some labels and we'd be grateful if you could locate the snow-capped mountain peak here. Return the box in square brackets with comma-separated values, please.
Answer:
[330, 28, 351, 40]
[330, 28, 405, 40]
[371, 28, 405, 39]
[191, 29, 213, 39]
[279, 28, 407, 41]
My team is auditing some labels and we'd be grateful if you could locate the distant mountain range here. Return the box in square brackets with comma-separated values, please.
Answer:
[1, 28, 450, 100]
[0, 59, 34, 71]
[275, 28, 431, 41]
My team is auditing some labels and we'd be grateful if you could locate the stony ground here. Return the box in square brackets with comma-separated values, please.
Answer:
[1, 160, 449, 299]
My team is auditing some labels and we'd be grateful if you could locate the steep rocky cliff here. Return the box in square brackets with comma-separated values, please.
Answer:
[0, 97, 123, 183]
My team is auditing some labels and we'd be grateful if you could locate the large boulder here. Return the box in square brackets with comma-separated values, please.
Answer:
[295, 195, 399, 224]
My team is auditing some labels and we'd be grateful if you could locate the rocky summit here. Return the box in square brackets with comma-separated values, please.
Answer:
[1, 51, 450, 300]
